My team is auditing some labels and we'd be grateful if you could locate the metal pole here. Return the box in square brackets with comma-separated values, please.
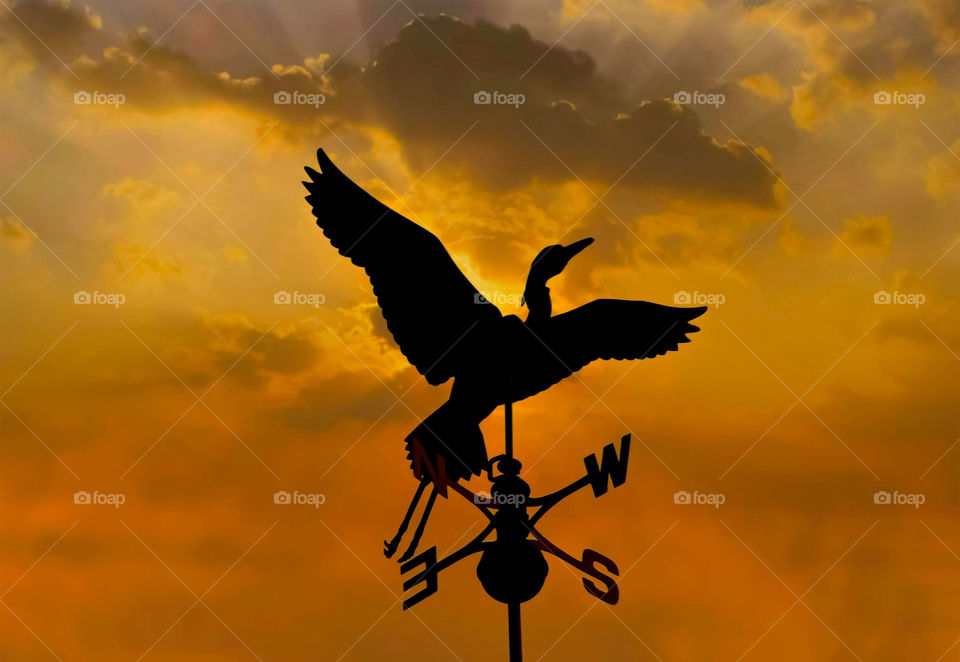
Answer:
[508, 601, 522, 661]
[505, 371, 514, 460]
[505, 400, 513, 460]
[506, 378, 520, 661]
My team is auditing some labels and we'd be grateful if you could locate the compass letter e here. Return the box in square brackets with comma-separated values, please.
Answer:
[400, 546, 439, 610]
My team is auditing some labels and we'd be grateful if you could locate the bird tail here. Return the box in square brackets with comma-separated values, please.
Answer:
[404, 402, 488, 487]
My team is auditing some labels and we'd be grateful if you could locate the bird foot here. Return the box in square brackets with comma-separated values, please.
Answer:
[397, 542, 419, 564]
[384, 537, 401, 559]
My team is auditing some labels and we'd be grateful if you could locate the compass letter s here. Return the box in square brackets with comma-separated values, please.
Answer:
[583, 434, 630, 497]
[581, 549, 620, 604]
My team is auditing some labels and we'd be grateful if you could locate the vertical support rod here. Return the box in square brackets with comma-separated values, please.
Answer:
[508, 601, 522, 661]
[505, 377, 520, 661]
[505, 400, 514, 460]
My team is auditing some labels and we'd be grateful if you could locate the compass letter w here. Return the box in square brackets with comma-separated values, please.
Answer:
[583, 434, 630, 497]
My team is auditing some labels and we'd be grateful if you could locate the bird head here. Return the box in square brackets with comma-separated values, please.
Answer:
[522, 237, 594, 305]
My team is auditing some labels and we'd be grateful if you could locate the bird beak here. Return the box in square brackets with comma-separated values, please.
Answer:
[563, 237, 594, 260]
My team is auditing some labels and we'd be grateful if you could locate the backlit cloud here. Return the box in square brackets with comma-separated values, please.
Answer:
[5, 3, 779, 205]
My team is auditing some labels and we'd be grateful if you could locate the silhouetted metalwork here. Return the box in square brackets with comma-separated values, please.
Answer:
[398, 432, 630, 661]
[303, 148, 706, 660]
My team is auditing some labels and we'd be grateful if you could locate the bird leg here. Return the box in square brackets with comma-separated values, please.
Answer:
[384, 477, 429, 559]
[397, 485, 439, 563]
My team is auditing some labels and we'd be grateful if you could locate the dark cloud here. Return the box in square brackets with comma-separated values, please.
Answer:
[330, 16, 778, 205]
[920, 0, 960, 51]
[0, 0, 100, 60]
[279, 370, 402, 431]
[12, 2, 779, 206]
[833, 214, 891, 256]
[0, 216, 35, 250]
[204, 318, 321, 389]
[875, 302, 960, 347]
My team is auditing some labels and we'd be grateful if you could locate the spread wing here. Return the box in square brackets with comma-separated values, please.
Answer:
[515, 299, 706, 400]
[303, 149, 500, 385]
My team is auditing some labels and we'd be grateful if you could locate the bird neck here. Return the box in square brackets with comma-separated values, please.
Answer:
[524, 283, 551, 325]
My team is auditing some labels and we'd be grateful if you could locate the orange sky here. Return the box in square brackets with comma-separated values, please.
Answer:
[1, 0, 959, 660]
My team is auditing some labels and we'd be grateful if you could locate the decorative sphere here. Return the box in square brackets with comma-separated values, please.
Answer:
[476, 541, 548, 604]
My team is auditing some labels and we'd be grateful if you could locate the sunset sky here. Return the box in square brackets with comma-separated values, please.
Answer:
[1, 0, 959, 659]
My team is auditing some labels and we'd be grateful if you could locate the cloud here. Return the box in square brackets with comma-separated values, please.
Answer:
[775, 0, 944, 127]
[222, 244, 247, 262]
[109, 242, 185, 279]
[833, 214, 891, 257]
[0, 215, 35, 251]
[199, 315, 322, 389]
[334, 16, 779, 205]
[101, 176, 180, 221]
[874, 271, 957, 346]
[9, 3, 779, 206]
[0, 0, 100, 61]
[779, 218, 814, 257]
[918, 0, 960, 52]
[739, 73, 784, 101]
[925, 139, 960, 203]
[279, 370, 402, 431]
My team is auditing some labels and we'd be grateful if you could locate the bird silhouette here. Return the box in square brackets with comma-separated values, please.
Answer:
[303, 148, 705, 560]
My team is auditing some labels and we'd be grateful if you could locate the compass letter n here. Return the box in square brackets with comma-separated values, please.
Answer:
[583, 434, 630, 497]
[410, 439, 453, 497]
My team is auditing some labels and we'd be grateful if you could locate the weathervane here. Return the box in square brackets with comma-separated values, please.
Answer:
[303, 148, 706, 660]
[398, 398, 630, 661]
